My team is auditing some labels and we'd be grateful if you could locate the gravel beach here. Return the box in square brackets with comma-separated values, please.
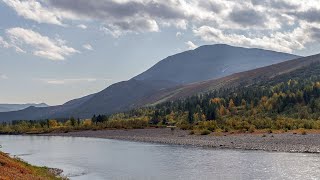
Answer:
[46, 128, 320, 153]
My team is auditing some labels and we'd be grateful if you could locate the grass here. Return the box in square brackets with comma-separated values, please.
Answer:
[0, 151, 65, 180]
[200, 129, 211, 135]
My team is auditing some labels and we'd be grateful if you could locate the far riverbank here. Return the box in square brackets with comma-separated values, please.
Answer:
[44, 128, 320, 153]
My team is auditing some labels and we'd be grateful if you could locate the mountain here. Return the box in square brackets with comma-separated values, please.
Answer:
[139, 54, 320, 106]
[0, 44, 300, 121]
[127, 54, 320, 130]
[0, 103, 48, 113]
[134, 44, 299, 83]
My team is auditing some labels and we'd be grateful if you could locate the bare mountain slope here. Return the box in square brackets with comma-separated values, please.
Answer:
[134, 44, 299, 83]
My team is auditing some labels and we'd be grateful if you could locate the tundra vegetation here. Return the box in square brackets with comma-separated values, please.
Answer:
[0, 151, 64, 180]
[2, 63, 320, 135]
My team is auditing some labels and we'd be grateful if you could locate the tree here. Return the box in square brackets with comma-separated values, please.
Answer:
[48, 120, 58, 128]
[77, 118, 81, 126]
[70, 117, 76, 127]
[188, 110, 194, 124]
[92, 115, 97, 125]
[228, 99, 237, 114]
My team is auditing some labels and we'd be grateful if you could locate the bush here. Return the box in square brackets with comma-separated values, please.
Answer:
[248, 125, 256, 133]
[189, 130, 195, 135]
[200, 129, 211, 135]
[196, 121, 218, 132]
[299, 128, 307, 135]
[179, 124, 190, 130]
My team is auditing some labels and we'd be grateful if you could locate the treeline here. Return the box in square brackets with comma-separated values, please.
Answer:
[2, 63, 320, 135]
[0, 115, 149, 134]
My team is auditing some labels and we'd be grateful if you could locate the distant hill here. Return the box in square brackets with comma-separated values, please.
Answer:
[0, 103, 48, 113]
[0, 44, 300, 121]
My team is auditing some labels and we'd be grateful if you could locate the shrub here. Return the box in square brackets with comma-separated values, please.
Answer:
[179, 124, 190, 130]
[214, 128, 223, 136]
[196, 121, 218, 132]
[248, 125, 256, 133]
[299, 128, 307, 135]
[200, 129, 211, 135]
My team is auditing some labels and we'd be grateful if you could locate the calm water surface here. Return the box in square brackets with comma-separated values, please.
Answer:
[0, 135, 319, 180]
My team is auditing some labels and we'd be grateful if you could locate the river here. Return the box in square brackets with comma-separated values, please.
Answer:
[0, 135, 319, 179]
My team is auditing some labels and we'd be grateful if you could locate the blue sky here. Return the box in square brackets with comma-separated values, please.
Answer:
[0, 0, 320, 105]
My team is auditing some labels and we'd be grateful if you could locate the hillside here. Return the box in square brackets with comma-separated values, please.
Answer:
[141, 54, 320, 105]
[108, 53, 320, 132]
[0, 44, 299, 121]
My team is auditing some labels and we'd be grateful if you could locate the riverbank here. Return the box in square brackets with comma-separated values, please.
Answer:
[45, 128, 320, 153]
[0, 151, 65, 180]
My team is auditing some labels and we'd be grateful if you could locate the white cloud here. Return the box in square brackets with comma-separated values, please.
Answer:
[77, 24, 87, 29]
[4, 27, 79, 60]
[37, 78, 112, 85]
[39, 78, 97, 85]
[193, 25, 308, 53]
[186, 41, 198, 50]
[2, 0, 64, 25]
[3, 0, 320, 52]
[176, 32, 182, 38]
[100, 18, 159, 38]
[0, 74, 8, 80]
[83, 44, 93, 51]
[0, 36, 25, 53]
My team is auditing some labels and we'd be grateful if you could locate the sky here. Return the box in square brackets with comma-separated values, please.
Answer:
[1, 0, 320, 105]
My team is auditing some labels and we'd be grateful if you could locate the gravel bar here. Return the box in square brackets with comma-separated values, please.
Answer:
[44, 128, 320, 153]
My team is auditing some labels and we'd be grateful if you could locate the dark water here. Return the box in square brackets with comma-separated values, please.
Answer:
[0, 135, 319, 180]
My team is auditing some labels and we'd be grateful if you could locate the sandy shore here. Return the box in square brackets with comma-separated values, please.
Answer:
[45, 128, 320, 153]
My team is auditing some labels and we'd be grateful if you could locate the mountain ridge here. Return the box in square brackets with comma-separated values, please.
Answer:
[139, 54, 320, 106]
[0, 103, 48, 113]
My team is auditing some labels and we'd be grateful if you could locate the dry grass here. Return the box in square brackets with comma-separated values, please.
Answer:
[0, 151, 64, 180]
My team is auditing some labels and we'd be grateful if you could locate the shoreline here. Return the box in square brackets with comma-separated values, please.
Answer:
[42, 128, 320, 153]
[0, 151, 65, 180]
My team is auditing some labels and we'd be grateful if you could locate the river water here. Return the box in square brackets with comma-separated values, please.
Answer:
[0, 135, 319, 180]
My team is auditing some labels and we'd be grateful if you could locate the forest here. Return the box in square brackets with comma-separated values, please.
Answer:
[2, 62, 320, 135]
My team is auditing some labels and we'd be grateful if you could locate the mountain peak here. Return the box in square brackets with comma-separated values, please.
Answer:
[134, 44, 300, 84]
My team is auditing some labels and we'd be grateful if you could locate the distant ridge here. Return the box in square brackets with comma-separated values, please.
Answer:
[0, 103, 48, 113]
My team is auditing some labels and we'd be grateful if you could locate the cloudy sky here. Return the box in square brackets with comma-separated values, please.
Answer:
[1, 0, 320, 105]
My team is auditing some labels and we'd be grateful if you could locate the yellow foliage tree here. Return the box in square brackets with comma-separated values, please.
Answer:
[83, 119, 92, 127]
[48, 120, 58, 128]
